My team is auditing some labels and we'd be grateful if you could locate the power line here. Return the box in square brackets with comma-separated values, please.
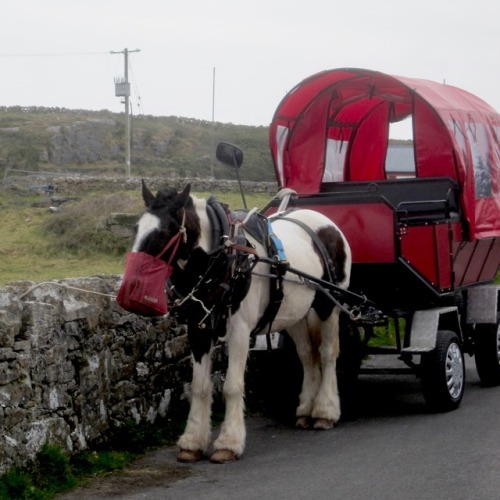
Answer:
[128, 58, 144, 114]
[0, 51, 109, 58]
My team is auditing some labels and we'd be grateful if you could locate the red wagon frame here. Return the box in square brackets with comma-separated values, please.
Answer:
[259, 68, 500, 411]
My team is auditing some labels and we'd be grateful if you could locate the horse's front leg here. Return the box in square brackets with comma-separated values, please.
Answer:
[177, 349, 213, 462]
[211, 325, 250, 463]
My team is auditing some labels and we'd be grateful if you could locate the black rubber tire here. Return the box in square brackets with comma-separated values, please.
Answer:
[421, 330, 465, 412]
[474, 317, 500, 387]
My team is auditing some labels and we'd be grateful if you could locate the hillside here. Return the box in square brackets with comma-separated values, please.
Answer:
[0, 106, 415, 185]
[0, 106, 274, 182]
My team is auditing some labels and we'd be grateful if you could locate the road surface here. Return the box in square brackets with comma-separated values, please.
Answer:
[59, 356, 500, 499]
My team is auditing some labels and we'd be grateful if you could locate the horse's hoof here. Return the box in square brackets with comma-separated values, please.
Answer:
[295, 416, 310, 429]
[313, 418, 335, 430]
[177, 448, 203, 463]
[210, 449, 239, 464]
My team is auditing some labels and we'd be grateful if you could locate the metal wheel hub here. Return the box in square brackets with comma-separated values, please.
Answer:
[446, 343, 464, 399]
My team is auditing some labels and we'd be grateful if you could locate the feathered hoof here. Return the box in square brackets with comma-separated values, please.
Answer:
[177, 448, 203, 463]
[295, 416, 310, 429]
[210, 449, 239, 464]
[313, 418, 335, 430]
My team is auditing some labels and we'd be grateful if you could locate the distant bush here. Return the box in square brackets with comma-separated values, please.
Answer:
[43, 192, 142, 256]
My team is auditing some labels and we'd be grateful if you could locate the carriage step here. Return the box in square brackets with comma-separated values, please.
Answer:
[359, 367, 414, 375]
[360, 354, 415, 374]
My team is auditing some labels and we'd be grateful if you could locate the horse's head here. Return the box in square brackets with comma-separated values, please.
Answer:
[117, 182, 205, 317]
[133, 181, 201, 262]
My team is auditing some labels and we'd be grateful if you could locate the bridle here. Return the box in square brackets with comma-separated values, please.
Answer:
[155, 208, 187, 266]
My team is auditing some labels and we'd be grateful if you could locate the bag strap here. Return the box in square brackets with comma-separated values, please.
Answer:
[154, 209, 187, 264]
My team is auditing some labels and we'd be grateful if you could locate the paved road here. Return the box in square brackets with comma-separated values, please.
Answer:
[59, 357, 500, 500]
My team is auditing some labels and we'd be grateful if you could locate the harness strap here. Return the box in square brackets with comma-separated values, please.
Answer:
[248, 216, 288, 336]
[206, 196, 230, 248]
[250, 260, 288, 336]
[271, 213, 337, 284]
[231, 242, 259, 257]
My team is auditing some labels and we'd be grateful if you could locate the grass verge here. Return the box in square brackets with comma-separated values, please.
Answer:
[0, 415, 187, 500]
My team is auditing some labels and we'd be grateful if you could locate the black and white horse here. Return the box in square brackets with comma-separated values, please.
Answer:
[128, 182, 352, 463]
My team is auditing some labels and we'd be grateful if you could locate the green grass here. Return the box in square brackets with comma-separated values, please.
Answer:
[368, 318, 405, 348]
[0, 191, 126, 285]
[0, 445, 133, 500]
[0, 416, 186, 499]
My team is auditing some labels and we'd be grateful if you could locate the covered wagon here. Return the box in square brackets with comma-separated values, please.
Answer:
[264, 68, 500, 410]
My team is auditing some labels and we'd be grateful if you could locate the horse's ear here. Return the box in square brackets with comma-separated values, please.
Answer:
[141, 179, 155, 207]
[175, 183, 191, 208]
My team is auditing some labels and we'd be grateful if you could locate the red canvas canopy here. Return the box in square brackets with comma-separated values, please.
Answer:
[270, 68, 500, 240]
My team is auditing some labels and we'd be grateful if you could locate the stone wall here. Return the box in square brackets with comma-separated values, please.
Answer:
[4, 175, 278, 198]
[0, 177, 283, 475]
[0, 275, 227, 475]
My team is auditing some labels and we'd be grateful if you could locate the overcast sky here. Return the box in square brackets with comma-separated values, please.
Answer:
[1, 0, 499, 139]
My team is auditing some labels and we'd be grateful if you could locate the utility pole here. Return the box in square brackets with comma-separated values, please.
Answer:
[211, 66, 216, 180]
[111, 48, 140, 177]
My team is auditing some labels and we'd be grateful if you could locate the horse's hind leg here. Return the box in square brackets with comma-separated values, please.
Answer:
[287, 318, 321, 428]
[177, 351, 213, 462]
[312, 307, 341, 429]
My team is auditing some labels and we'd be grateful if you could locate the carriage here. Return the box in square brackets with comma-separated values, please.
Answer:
[257, 67, 500, 411]
[122, 68, 500, 463]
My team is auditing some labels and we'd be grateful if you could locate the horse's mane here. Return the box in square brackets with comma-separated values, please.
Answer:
[189, 196, 211, 251]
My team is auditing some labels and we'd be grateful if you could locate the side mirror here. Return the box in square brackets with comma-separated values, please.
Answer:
[215, 141, 247, 209]
[216, 142, 243, 169]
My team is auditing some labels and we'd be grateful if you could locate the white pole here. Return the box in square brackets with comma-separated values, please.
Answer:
[111, 48, 140, 177]
[211, 66, 216, 180]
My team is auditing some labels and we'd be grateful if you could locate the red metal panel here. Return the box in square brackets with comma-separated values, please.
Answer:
[453, 241, 474, 287]
[453, 238, 500, 286]
[400, 225, 439, 288]
[435, 224, 453, 289]
[399, 223, 454, 290]
[478, 238, 500, 282]
[463, 241, 491, 283]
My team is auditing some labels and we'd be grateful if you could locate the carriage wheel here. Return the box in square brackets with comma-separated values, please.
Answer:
[421, 330, 465, 412]
[474, 316, 500, 387]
